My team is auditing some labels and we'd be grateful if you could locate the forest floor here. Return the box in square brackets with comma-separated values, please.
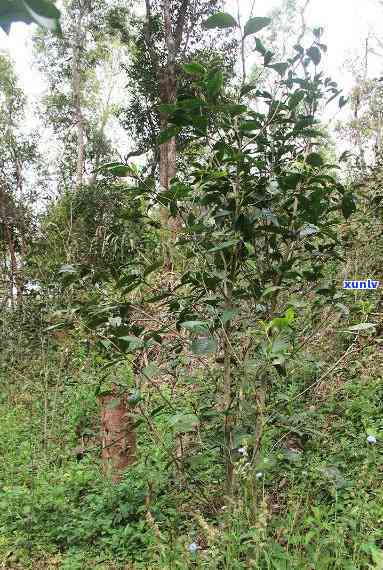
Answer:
[0, 294, 383, 570]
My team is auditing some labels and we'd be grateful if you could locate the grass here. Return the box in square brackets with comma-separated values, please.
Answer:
[0, 291, 382, 569]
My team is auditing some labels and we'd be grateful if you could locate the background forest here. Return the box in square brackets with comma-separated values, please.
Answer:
[0, 0, 383, 568]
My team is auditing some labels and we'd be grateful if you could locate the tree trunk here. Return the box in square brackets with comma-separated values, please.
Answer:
[159, 0, 178, 231]
[160, 0, 188, 241]
[99, 388, 136, 483]
[72, 9, 85, 190]
[3, 223, 22, 306]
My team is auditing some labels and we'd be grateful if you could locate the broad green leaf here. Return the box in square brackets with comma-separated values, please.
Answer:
[239, 119, 261, 131]
[178, 97, 205, 110]
[221, 103, 248, 116]
[191, 336, 217, 355]
[127, 390, 142, 406]
[0, 0, 32, 32]
[180, 320, 209, 333]
[208, 240, 238, 253]
[169, 413, 199, 433]
[243, 16, 271, 38]
[108, 165, 131, 177]
[339, 150, 351, 162]
[182, 62, 206, 76]
[240, 82, 258, 96]
[23, 0, 60, 31]
[261, 285, 283, 298]
[339, 95, 349, 108]
[306, 45, 321, 65]
[203, 12, 237, 29]
[254, 37, 267, 55]
[306, 152, 324, 167]
[206, 70, 224, 98]
[244, 359, 260, 375]
[142, 363, 161, 378]
[269, 308, 295, 332]
[313, 27, 324, 39]
[267, 62, 288, 76]
[221, 309, 237, 324]
[158, 103, 177, 114]
[271, 337, 289, 354]
[0, 0, 61, 34]
[341, 192, 356, 219]
[118, 335, 144, 349]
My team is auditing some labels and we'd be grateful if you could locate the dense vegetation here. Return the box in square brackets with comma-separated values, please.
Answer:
[0, 1, 382, 568]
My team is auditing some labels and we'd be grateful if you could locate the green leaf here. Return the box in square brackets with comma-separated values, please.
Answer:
[158, 126, 182, 144]
[240, 82, 258, 96]
[109, 165, 131, 177]
[221, 309, 237, 324]
[339, 150, 351, 162]
[142, 363, 161, 378]
[0, 0, 61, 34]
[306, 45, 321, 65]
[254, 37, 267, 55]
[23, 0, 60, 30]
[180, 320, 209, 333]
[221, 103, 248, 116]
[267, 62, 288, 76]
[243, 16, 271, 38]
[118, 335, 144, 349]
[127, 390, 142, 406]
[169, 413, 199, 434]
[182, 62, 206, 76]
[341, 192, 356, 219]
[239, 119, 261, 131]
[203, 12, 237, 29]
[339, 95, 349, 108]
[306, 152, 324, 167]
[191, 336, 217, 355]
[208, 240, 238, 252]
[271, 337, 289, 354]
[261, 285, 283, 298]
[206, 70, 224, 98]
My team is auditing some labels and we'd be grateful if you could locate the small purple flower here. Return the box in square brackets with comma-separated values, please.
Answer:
[367, 435, 377, 444]
[188, 542, 198, 553]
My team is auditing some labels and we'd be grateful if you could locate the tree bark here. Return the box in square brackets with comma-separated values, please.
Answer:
[99, 389, 136, 483]
[3, 223, 21, 306]
[72, 8, 85, 190]
[159, 0, 178, 230]
[158, 0, 191, 239]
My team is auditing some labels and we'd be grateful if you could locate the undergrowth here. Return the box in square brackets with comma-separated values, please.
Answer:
[0, 286, 382, 569]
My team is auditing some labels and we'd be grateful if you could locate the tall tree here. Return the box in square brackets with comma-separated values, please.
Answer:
[116, 0, 234, 223]
[33, 0, 128, 192]
[0, 55, 37, 307]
